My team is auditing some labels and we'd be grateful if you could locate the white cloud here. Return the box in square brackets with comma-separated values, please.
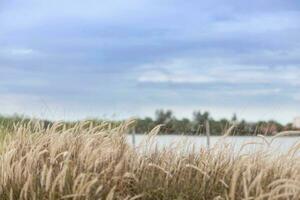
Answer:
[137, 58, 300, 86]
[221, 88, 281, 96]
[0, 47, 37, 57]
[0, 0, 154, 32]
[10, 48, 34, 55]
[138, 70, 216, 84]
[212, 11, 300, 34]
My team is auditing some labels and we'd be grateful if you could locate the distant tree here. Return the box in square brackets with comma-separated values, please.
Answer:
[237, 119, 247, 135]
[268, 120, 284, 134]
[210, 119, 223, 135]
[192, 111, 211, 134]
[136, 117, 155, 133]
[154, 109, 175, 134]
[193, 111, 210, 124]
[285, 123, 294, 130]
[219, 118, 230, 134]
[155, 109, 173, 124]
[171, 118, 191, 134]
[231, 113, 238, 123]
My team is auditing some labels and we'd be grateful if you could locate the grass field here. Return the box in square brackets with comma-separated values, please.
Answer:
[0, 121, 299, 200]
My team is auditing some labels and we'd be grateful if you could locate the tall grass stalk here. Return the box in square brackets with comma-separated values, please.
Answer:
[0, 121, 299, 199]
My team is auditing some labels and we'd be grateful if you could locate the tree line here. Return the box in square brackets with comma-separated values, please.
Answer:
[0, 111, 297, 136]
[135, 109, 295, 135]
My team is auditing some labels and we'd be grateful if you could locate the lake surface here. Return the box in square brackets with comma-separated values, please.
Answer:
[127, 134, 300, 155]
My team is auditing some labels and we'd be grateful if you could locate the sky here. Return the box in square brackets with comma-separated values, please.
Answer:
[0, 0, 300, 123]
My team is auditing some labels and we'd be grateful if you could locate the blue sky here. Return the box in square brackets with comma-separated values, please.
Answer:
[0, 0, 300, 123]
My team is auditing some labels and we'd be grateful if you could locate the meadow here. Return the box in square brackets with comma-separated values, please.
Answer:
[0, 120, 299, 200]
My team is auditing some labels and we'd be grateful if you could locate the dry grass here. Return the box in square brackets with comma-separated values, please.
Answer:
[0, 121, 299, 200]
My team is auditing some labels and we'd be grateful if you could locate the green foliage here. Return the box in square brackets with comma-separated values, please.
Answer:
[135, 109, 290, 135]
[0, 111, 293, 136]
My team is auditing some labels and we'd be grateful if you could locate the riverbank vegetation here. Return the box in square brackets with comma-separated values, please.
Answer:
[0, 110, 298, 136]
[0, 121, 299, 199]
[4, 110, 296, 136]
[135, 110, 294, 135]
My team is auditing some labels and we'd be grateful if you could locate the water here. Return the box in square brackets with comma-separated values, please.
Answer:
[127, 134, 300, 155]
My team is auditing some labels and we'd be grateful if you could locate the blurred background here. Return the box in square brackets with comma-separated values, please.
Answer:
[0, 0, 299, 125]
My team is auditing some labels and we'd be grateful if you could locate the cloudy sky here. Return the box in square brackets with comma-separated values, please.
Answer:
[0, 0, 300, 123]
